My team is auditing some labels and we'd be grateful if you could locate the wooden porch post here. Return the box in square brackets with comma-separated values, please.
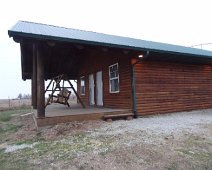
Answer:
[32, 43, 37, 109]
[37, 44, 45, 117]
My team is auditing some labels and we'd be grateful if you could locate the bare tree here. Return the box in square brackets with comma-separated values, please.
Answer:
[17, 93, 23, 99]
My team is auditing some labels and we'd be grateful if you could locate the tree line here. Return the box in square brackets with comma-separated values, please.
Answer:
[17, 93, 31, 99]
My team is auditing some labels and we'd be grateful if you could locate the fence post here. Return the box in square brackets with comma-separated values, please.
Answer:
[8, 97, 11, 108]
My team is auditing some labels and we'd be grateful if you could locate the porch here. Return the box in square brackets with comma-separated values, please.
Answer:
[34, 103, 132, 127]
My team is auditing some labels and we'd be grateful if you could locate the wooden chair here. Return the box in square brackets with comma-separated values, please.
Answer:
[50, 88, 71, 107]
[45, 74, 85, 108]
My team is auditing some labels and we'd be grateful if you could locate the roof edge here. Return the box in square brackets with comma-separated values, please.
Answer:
[8, 21, 212, 58]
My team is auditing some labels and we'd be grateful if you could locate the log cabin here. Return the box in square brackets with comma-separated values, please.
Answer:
[8, 21, 212, 125]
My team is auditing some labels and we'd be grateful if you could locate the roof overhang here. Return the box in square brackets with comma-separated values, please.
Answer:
[8, 21, 212, 80]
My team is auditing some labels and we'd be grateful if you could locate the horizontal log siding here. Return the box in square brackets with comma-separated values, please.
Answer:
[135, 61, 212, 115]
[77, 50, 132, 109]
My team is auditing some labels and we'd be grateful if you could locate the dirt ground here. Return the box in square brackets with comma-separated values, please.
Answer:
[0, 109, 211, 170]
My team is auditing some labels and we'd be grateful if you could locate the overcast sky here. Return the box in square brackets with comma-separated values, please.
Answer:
[0, 0, 212, 99]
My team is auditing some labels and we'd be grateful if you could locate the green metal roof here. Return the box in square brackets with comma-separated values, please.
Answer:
[8, 20, 212, 58]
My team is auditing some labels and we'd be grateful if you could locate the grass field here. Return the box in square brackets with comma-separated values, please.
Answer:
[0, 107, 211, 169]
[0, 99, 31, 111]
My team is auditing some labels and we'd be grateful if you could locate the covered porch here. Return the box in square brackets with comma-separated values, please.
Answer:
[35, 103, 132, 126]
[8, 21, 137, 124]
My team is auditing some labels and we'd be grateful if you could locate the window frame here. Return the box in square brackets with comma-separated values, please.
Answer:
[109, 63, 120, 93]
[80, 76, 85, 96]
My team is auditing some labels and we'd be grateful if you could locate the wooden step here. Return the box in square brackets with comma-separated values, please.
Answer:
[103, 109, 132, 115]
[103, 113, 134, 121]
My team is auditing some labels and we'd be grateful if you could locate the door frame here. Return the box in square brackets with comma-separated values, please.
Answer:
[96, 71, 103, 106]
[89, 74, 95, 105]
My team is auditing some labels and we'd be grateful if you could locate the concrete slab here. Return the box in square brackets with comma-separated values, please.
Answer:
[43, 103, 128, 117]
[33, 103, 132, 126]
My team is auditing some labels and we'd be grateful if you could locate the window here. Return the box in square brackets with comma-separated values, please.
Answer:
[109, 63, 119, 93]
[80, 76, 85, 95]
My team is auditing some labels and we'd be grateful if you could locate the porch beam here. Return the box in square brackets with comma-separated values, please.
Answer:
[37, 43, 45, 117]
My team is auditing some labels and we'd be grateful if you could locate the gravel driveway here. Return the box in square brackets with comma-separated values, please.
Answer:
[1, 109, 212, 170]
[95, 109, 212, 143]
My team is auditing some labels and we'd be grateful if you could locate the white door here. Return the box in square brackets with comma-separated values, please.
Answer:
[96, 71, 103, 106]
[89, 74, 95, 105]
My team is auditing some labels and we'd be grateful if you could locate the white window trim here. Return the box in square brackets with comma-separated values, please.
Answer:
[80, 76, 85, 96]
[109, 63, 120, 93]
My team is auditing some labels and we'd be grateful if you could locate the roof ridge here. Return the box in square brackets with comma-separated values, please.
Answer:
[18, 20, 141, 42]
[18, 20, 112, 36]
[19, 20, 74, 30]
[15, 21, 192, 50]
[9, 21, 212, 57]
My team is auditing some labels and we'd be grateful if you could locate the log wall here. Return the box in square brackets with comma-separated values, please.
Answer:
[77, 49, 133, 109]
[135, 61, 212, 115]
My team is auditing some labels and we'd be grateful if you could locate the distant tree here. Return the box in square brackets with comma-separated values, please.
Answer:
[17, 93, 22, 99]
[23, 94, 31, 99]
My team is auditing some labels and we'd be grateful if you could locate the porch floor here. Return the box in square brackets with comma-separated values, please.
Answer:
[34, 103, 132, 127]
[45, 103, 128, 117]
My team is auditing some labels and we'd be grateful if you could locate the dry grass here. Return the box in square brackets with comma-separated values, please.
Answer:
[0, 109, 211, 170]
[0, 99, 31, 111]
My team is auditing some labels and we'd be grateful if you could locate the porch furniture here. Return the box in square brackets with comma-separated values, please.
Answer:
[49, 88, 71, 107]
[45, 74, 85, 108]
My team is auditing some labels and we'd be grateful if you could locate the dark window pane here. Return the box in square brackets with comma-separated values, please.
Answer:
[110, 79, 119, 92]
[109, 64, 119, 92]
[80, 77, 85, 95]
[81, 86, 85, 94]
[110, 72, 116, 78]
